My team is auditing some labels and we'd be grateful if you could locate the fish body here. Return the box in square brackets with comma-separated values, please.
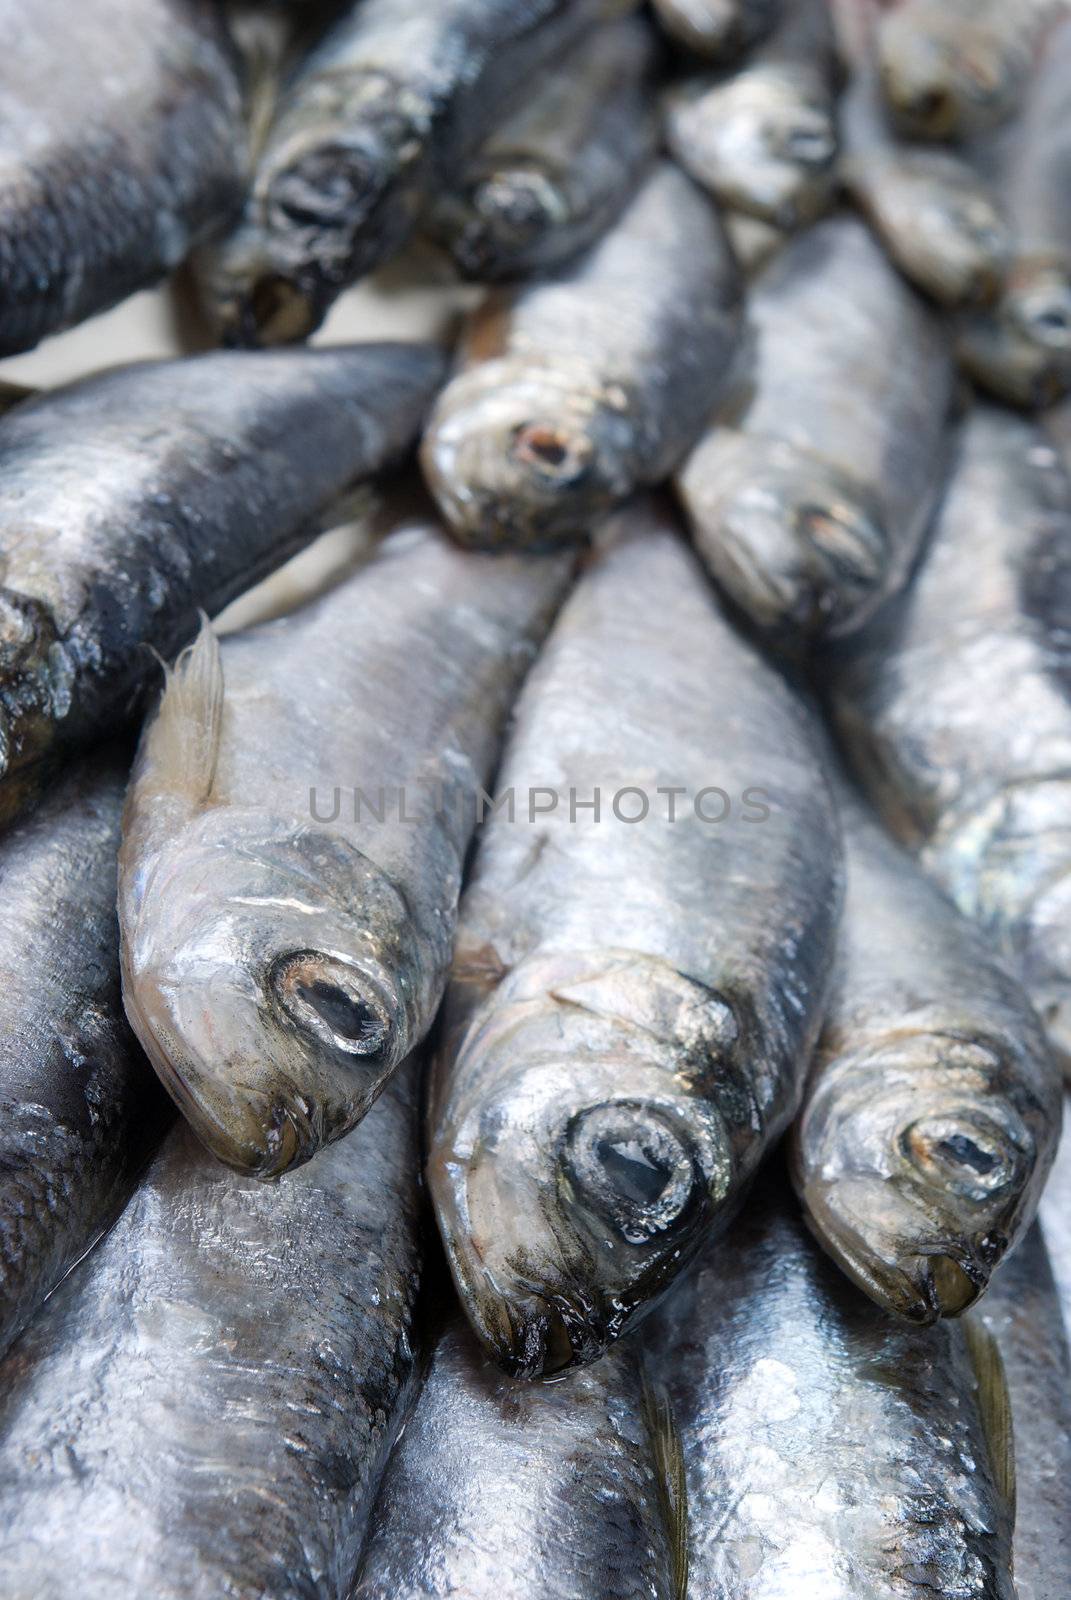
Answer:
[649, 1172, 1018, 1599]
[793, 785, 1061, 1323]
[427, 501, 841, 1376]
[677, 216, 953, 643]
[119, 510, 573, 1178]
[665, 0, 839, 230]
[0, 343, 444, 829]
[201, 0, 619, 343]
[0, 0, 246, 355]
[650, 0, 781, 62]
[829, 405, 1071, 1072]
[0, 752, 170, 1361]
[0, 1065, 424, 1600]
[353, 1309, 683, 1599]
[976, 1224, 1071, 1600]
[958, 17, 1071, 406]
[878, 0, 1054, 142]
[426, 15, 658, 282]
[421, 163, 742, 549]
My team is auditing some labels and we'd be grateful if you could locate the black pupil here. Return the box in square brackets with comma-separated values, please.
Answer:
[297, 980, 382, 1046]
[595, 1137, 672, 1207]
[937, 1134, 998, 1175]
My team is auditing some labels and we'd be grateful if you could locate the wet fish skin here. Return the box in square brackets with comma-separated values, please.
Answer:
[792, 784, 1061, 1325]
[426, 15, 658, 283]
[649, 1170, 1018, 1600]
[354, 1307, 683, 1599]
[0, 1064, 424, 1600]
[0, 0, 246, 356]
[878, 0, 1051, 142]
[677, 216, 954, 644]
[0, 752, 171, 1362]
[829, 405, 1071, 1073]
[202, 0, 620, 344]
[120, 510, 573, 1179]
[0, 343, 444, 832]
[664, 0, 839, 231]
[650, 0, 781, 63]
[976, 1224, 1071, 1600]
[427, 501, 841, 1377]
[421, 164, 742, 550]
[957, 17, 1071, 407]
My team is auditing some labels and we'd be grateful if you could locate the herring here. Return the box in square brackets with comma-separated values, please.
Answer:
[792, 783, 1062, 1324]
[677, 216, 954, 643]
[0, 343, 444, 830]
[119, 505, 573, 1178]
[426, 500, 841, 1376]
[421, 163, 742, 549]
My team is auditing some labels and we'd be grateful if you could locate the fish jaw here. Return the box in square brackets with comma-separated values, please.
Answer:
[678, 429, 891, 640]
[421, 363, 634, 549]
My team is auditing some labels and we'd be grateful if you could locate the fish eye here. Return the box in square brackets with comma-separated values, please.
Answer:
[899, 1112, 1028, 1200]
[563, 1103, 698, 1245]
[270, 951, 394, 1059]
[509, 423, 590, 483]
[594, 1135, 674, 1207]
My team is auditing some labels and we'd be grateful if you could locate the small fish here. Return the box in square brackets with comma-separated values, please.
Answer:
[425, 15, 658, 282]
[828, 405, 1071, 1074]
[878, 0, 1052, 142]
[958, 16, 1071, 406]
[426, 501, 841, 1376]
[676, 216, 954, 643]
[353, 1307, 686, 1599]
[119, 507, 573, 1178]
[792, 782, 1061, 1324]
[976, 1223, 1071, 1600]
[421, 164, 742, 549]
[199, 0, 621, 344]
[840, 6, 1010, 308]
[648, 1168, 1018, 1599]
[664, 0, 839, 230]
[0, 751, 170, 1361]
[0, 0, 246, 356]
[650, 0, 781, 63]
[0, 1063, 425, 1600]
[0, 342, 444, 831]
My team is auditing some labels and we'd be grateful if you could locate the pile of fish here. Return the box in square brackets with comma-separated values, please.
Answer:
[2, 0, 1071, 1595]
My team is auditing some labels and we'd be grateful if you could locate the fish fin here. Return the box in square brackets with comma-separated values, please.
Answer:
[964, 1315, 1017, 1522]
[141, 617, 224, 807]
[641, 1358, 689, 1600]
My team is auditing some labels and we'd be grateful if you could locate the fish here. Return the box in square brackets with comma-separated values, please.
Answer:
[792, 781, 1061, 1324]
[0, 1062, 425, 1600]
[877, 0, 1053, 142]
[421, 163, 742, 550]
[1039, 1095, 1071, 1332]
[676, 216, 954, 644]
[426, 500, 841, 1377]
[650, 0, 781, 63]
[976, 1223, 1071, 1600]
[828, 405, 1071, 1075]
[119, 506, 574, 1179]
[198, 0, 621, 344]
[0, 342, 444, 832]
[664, 0, 839, 231]
[0, 0, 246, 356]
[957, 17, 1071, 406]
[353, 1305, 686, 1599]
[0, 751, 171, 1362]
[722, 210, 785, 276]
[839, 3, 1010, 308]
[648, 1168, 1018, 1599]
[425, 15, 658, 283]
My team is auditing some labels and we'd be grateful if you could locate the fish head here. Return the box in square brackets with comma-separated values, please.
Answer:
[421, 359, 635, 548]
[429, 952, 746, 1375]
[793, 1032, 1042, 1321]
[121, 819, 423, 1177]
[440, 167, 563, 279]
[670, 71, 837, 230]
[878, 9, 1019, 139]
[861, 155, 1008, 307]
[678, 430, 890, 639]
